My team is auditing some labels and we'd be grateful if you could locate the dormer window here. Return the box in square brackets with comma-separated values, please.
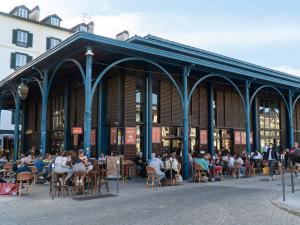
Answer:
[18, 8, 28, 18]
[50, 17, 60, 26]
[79, 26, 88, 32]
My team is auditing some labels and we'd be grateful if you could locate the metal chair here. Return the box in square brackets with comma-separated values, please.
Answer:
[16, 172, 32, 196]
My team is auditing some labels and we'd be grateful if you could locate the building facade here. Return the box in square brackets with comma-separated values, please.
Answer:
[0, 31, 299, 179]
[0, 5, 94, 130]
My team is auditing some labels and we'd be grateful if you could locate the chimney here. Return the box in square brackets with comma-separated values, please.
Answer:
[87, 21, 94, 34]
[116, 30, 129, 41]
[29, 5, 40, 21]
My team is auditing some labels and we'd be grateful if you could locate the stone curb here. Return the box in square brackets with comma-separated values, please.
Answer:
[271, 198, 300, 218]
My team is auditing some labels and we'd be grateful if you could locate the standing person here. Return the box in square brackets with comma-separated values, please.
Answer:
[264, 144, 278, 181]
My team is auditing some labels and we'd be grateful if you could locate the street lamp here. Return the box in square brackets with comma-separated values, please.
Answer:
[18, 80, 29, 100]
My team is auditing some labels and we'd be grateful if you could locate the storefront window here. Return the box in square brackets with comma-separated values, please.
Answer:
[161, 126, 182, 154]
[50, 95, 64, 130]
[136, 78, 144, 123]
[259, 94, 280, 147]
[152, 80, 160, 123]
[136, 125, 143, 153]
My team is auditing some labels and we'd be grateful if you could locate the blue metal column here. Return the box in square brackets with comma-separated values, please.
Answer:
[84, 47, 93, 158]
[41, 70, 48, 156]
[14, 92, 20, 161]
[147, 72, 153, 160]
[288, 90, 294, 148]
[207, 83, 214, 156]
[63, 81, 70, 150]
[97, 81, 107, 157]
[245, 80, 251, 155]
[252, 96, 260, 151]
[182, 67, 189, 180]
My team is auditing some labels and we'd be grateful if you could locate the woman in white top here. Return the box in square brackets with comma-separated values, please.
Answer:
[54, 151, 73, 181]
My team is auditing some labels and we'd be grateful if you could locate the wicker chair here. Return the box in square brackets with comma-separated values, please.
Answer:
[146, 166, 161, 189]
[30, 166, 38, 184]
[16, 172, 32, 196]
[193, 163, 207, 183]
[3, 162, 14, 178]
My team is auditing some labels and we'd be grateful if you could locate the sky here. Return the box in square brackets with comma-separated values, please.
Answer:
[2, 0, 300, 75]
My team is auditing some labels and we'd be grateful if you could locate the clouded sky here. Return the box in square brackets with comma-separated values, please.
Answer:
[2, 0, 300, 75]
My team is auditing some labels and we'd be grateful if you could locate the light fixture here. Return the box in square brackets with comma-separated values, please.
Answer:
[18, 80, 29, 100]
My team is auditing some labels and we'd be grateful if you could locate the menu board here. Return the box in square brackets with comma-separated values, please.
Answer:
[235, 131, 241, 144]
[110, 127, 117, 145]
[125, 127, 136, 145]
[152, 127, 161, 143]
[91, 129, 96, 146]
[200, 130, 208, 145]
[106, 156, 120, 179]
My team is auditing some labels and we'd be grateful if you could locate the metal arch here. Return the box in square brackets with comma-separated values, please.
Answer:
[91, 57, 184, 105]
[10, 90, 17, 106]
[292, 94, 300, 111]
[250, 85, 290, 115]
[47, 58, 86, 94]
[188, 73, 246, 111]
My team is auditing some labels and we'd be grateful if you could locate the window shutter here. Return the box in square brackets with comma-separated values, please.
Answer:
[46, 37, 51, 50]
[27, 55, 33, 63]
[12, 29, 17, 44]
[28, 32, 33, 47]
[10, 53, 16, 69]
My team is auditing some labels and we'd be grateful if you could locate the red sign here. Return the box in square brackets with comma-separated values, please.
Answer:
[72, 127, 83, 135]
[152, 127, 161, 143]
[200, 130, 208, 145]
[91, 129, 96, 146]
[125, 127, 136, 145]
[110, 127, 117, 145]
[235, 131, 241, 144]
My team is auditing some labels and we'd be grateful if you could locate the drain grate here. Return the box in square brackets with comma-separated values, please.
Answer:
[72, 194, 118, 201]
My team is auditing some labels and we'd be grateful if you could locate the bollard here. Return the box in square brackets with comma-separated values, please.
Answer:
[116, 159, 120, 194]
[281, 154, 285, 202]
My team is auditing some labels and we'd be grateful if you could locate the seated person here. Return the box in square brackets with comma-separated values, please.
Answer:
[53, 151, 73, 182]
[78, 149, 88, 166]
[0, 155, 8, 168]
[164, 152, 179, 179]
[33, 154, 48, 181]
[194, 153, 212, 180]
[149, 153, 165, 180]
[43, 153, 53, 163]
[134, 152, 146, 177]
[233, 155, 246, 177]
[72, 153, 87, 173]
[15, 162, 33, 184]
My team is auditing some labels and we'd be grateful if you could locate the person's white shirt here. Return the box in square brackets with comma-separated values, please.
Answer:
[54, 156, 68, 167]
[165, 158, 179, 172]
[236, 157, 243, 165]
[149, 158, 164, 175]
[228, 156, 235, 168]
[268, 149, 273, 160]
[253, 152, 262, 160]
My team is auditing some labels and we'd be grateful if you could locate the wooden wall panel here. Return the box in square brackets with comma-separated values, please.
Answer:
[231, 93, 239, 128]
[124, 75, 136, 126]
[160, 80, 171, 125]
[106, 76, 118, 124]
[191, 87, 200, 127]
[224, 91, 232, 127]
[171, 85, 183, 126]
[239, 96, 246, 129]
[199, 86, 207, 128]
[216, 90, 224, 127]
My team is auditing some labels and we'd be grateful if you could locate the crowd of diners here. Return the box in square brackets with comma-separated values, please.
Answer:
[1, 142, 300, 186]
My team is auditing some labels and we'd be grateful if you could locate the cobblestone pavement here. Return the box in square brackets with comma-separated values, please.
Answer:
[1, 175, 300, 225]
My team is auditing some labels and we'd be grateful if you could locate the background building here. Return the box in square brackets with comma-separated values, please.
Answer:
[0, 4, 94, 132]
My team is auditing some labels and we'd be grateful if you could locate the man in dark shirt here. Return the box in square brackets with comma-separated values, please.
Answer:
[134, 152, 146, 177]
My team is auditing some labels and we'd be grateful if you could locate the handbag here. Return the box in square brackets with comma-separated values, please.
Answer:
[263, 167, 269, 176]
[0, 183, 17, 195]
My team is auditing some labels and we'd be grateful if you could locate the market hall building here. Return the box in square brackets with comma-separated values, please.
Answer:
[0, 31, 299, 179]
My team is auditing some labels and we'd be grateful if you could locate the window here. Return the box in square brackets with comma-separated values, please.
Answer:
[10, 52, 32, 69]
[12, 29, 33, 47]
[152, 80, 160, 123]
[18, 8, 28, 18]
[79, 26, 88, 32]
[259, 93, 281, 148]
[46, 37, 61, 50]
[50, 17, 60, 26]
[136, 78, 144, 123]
